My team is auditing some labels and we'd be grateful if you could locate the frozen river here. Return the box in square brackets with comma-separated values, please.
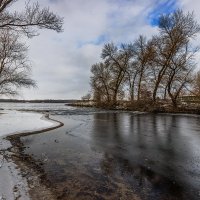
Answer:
[0, 102, 200, 199]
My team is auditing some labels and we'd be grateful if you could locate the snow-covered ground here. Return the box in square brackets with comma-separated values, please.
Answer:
[0, 154, 30, 200]
[0, 110, 58, 137]
[0, 110, 60, 200]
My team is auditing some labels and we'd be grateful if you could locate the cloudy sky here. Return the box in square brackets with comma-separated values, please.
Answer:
[12, 0, 200, 100]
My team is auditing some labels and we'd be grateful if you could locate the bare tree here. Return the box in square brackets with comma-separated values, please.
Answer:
[89, 9, 200, 109]
[133, 35, 154, 100]
[101, 43, 133, 105]
[0, 1, 63, 96]
[0, 30, 36, 95]
[166, 42, 196, 107]
[125, 60, 139, 101]
[90, 62, 112, 104]
[151, 10, 200, 102]
[0, 1, 63, 37]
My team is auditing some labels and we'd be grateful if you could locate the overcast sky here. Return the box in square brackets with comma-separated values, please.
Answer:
[11, 0, 200, 100]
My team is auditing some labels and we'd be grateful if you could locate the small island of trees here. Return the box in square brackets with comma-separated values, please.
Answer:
[89, 10, 200, 112]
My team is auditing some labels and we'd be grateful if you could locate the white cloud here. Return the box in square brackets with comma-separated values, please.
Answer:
[10, 0, 193, 99]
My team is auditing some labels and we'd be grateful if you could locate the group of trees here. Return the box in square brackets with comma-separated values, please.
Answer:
[90, 10, 200, 108]
[0, 0, 63, 96]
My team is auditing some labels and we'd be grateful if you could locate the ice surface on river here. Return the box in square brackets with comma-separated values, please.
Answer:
[0, 110, 56, 137]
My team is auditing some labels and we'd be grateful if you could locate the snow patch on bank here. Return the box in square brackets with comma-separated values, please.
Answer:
[0, 110, 61, 200]
[0, 110, 58, 137]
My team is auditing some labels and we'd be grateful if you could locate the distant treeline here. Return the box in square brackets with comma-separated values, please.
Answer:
[0, 99, 78, 103]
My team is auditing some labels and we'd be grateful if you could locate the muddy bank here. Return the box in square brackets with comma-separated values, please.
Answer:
[7, 135, 140, 200]
[0, 136, 31, 200]
[6, 136, 58, 200]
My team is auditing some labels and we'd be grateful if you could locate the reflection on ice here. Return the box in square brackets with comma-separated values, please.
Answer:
[0, 110, 56, 137]
[22, 112, 200, 200]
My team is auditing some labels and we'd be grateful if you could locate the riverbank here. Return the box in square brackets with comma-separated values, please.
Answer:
[0, 110, 63, 200]
[6, 133, 58, 200]
[67, 101, 200, 115]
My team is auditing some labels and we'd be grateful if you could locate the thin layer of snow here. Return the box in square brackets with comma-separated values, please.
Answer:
[0, 155, 30, 200]
[0, 110, 57, 137]
[0, 110, 60, 200]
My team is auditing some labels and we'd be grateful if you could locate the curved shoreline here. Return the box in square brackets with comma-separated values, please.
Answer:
[6, 113, 64, 140]
[2, 109, 200, 199]
[0, 113, 64, 200]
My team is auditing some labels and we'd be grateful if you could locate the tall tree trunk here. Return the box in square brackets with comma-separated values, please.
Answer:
[164, 85, 168, 100]
[153, 80, 160, 102]
[112, 91, 117, 107]
[153, 66, 168, 102]
[137, 74, 142, 101]
[167, 86, 177, 108]
[130, 85, 134, 101]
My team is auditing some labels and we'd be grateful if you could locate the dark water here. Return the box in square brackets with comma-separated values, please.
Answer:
[19, 106, 200, 200]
